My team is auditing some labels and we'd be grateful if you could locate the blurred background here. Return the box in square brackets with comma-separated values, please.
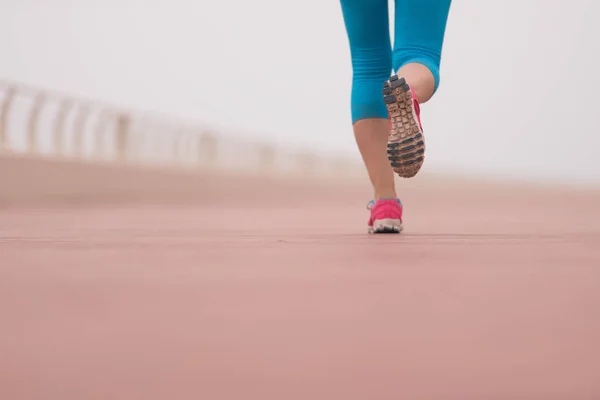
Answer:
[3, 3, 600, 399]
[1, 0, 599, 187]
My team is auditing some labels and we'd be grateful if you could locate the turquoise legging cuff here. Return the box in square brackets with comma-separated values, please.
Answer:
[340, 0, 451, 123]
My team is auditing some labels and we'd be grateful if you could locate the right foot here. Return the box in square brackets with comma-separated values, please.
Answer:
[382, 75, 425, 178]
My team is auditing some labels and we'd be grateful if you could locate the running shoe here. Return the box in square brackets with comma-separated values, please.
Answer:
[367, 198, 404, 234]
[382, 75, 424, 178]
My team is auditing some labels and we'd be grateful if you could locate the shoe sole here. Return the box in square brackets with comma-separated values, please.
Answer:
[369, 218, 404, 234]
[383, 75, 424, 178]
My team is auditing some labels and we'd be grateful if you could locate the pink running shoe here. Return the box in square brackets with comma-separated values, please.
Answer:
[367, 198, 404, 234]
[382, 75, 424, 178]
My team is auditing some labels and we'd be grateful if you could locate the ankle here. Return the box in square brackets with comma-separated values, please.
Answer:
[396, 63, 435, 104]
[374, 189, 397, 200]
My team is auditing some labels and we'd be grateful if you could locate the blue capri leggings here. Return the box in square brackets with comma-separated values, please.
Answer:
[340, 0, 451, 123]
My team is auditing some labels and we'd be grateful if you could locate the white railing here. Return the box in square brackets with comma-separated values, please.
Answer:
[0, 80, 365, 181]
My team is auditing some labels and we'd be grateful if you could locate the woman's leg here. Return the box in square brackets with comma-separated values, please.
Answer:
[340, 0, 396, 200]
[393, 0, 452, 103]
[383, 0, 452, 178]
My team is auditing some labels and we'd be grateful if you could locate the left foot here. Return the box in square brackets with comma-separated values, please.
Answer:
[367, 198, 404, 234]
[382, 75, 425, 178]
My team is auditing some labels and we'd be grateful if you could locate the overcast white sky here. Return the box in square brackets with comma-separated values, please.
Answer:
[1, 0, 599, 185]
